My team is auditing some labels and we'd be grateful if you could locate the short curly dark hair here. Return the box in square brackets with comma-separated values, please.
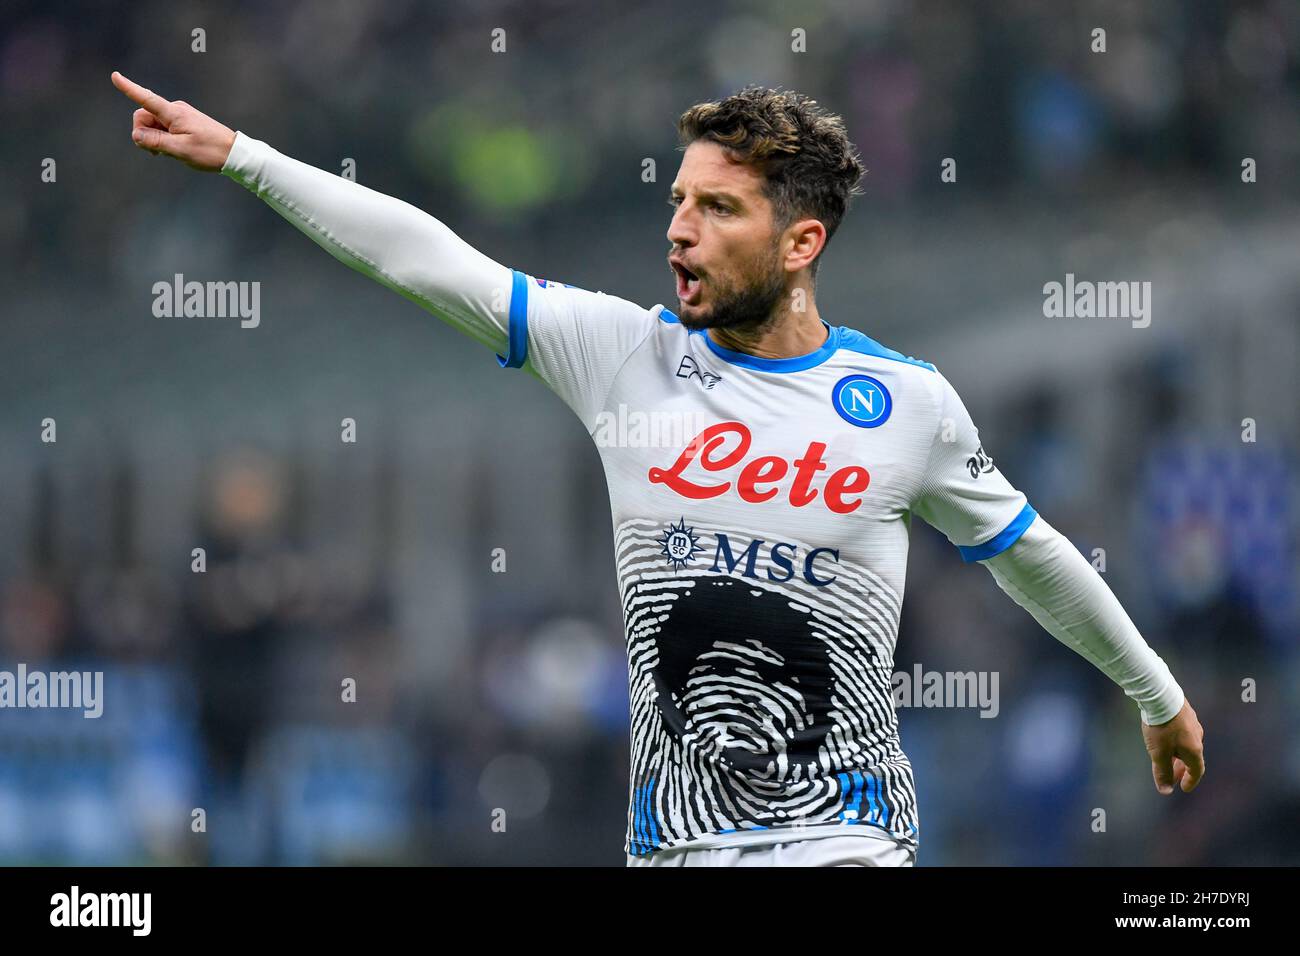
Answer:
[676, 87, 865, 279]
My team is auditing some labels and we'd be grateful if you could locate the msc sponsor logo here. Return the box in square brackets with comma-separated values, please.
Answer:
[659, 517, 706, 571]
[712, 533, 840, 587]
[831, 374, 892, 428]
[657, 519, 840, 588]
[647, 421, 871, 514]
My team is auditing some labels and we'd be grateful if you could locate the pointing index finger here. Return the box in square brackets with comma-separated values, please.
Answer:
[111, 71, 177, 124]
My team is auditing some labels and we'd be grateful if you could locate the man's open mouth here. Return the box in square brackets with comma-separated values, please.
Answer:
[671, 261, 702, 303]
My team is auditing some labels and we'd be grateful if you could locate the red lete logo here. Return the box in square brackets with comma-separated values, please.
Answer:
[647, 421, 870, 514]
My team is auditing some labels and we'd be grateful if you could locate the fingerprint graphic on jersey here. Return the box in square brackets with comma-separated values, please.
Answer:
[650, 582, 836, 779]
[618, 518, 920, 855]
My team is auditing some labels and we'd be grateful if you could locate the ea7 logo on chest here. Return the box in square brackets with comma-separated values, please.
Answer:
[648, 421, 871, 514]
[676, 355, 722, 389]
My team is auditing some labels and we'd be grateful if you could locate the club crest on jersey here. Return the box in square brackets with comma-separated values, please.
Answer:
[831, 374, 892, 428]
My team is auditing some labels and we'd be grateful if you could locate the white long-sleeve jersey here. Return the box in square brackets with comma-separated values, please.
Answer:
[221, 132, 1186, 857]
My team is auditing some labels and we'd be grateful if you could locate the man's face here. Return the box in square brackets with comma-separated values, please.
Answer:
[667, 140, 788, 332]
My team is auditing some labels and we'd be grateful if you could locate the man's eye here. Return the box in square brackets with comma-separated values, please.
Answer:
[666, 197, 730, 214]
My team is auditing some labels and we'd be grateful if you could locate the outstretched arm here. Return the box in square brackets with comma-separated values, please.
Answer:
[982, 514, 1205, 795]
[910, 369, 1205, 797]
[111, 71, 514, 356]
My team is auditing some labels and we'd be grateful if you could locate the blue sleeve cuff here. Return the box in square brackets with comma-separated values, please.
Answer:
[957, 503, 1037, 563]
[495, 269, 529, 369]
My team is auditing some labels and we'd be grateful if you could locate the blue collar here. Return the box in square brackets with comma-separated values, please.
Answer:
[701, 320, 840, 373]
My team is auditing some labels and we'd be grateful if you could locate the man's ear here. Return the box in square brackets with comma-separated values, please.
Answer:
[784, 218, 827, 272]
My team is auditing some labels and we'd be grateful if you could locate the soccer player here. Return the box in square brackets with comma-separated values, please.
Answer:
[111, 72, 1205, 867]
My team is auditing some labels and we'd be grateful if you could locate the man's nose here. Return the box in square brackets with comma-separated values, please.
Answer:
[666, 205, 696, 249]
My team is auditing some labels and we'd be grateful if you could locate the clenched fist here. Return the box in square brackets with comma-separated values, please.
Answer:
[111, 71, 237, 172]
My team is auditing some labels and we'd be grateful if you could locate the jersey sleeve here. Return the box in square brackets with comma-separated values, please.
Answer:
[910, 371, 1037, 561]
[221, 131, 515, 356]
[983, 515, 1186, 725]
[221, 132, 660, 432]
[504, 273, 660, 432]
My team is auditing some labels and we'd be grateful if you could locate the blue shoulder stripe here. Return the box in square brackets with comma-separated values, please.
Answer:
[495, 269, 530, 369]
[837, 327, 936, 372]
[958, 503, 1038, 562]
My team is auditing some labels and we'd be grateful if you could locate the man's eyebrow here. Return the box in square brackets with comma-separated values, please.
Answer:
[668, 185, 746, 204]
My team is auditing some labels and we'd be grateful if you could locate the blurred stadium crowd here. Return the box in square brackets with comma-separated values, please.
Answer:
[1, 0, 1297, 864]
